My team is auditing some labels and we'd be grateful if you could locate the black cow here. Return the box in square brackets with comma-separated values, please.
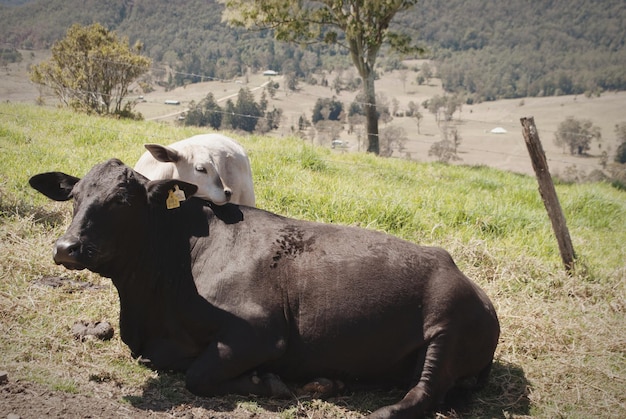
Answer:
[29, 159, 500, 418]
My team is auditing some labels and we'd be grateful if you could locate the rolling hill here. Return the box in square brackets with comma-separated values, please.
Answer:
[1, 0, 625, 100]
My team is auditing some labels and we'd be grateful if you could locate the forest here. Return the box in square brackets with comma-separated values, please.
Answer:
[1, 0, 625, 102]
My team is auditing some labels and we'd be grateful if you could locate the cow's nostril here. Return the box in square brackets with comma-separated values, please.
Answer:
[54, 238, 80, 264]
[224, 189, 232, 197]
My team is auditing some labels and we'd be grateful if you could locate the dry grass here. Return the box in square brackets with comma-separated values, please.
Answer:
[450, 239, 626, 418]
[3, 157, 625, 418]
[4, 212, 622, 418]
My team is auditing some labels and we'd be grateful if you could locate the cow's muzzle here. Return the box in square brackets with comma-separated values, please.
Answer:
[53, 237, 87, 270]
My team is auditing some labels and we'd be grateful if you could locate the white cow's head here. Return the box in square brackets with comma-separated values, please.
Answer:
[143, 143, 232, 204]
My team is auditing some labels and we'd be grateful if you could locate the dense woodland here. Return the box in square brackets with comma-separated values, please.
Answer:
[1, 0, 625, 102]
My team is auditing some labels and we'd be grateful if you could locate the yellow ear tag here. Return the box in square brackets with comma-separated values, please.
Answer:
[172, 185, 186, 202]
[166, 189, 181, 209]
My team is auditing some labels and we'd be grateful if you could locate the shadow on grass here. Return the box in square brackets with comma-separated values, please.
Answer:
[457, 358, 531, 418]
[124, 359, 530, 418]
[0, 191, 67, 226]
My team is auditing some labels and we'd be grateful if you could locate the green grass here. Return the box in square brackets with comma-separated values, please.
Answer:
[1, 102, 625, 418]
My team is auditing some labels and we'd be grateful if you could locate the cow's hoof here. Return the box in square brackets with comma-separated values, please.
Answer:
[261, 373, 291, 398]
[298, 377, 345, 398]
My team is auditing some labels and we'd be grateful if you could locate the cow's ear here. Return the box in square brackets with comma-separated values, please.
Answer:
[146, 179, 198, 208]
[144, 144, 180, 163]
[29, 172, 79, 201]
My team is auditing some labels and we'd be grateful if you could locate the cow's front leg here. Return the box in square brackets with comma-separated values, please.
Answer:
[185, 340, 289, 397]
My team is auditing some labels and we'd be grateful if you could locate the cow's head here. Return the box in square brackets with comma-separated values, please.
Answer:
[29, 159, 197, 277]
[143, 143, 232, 205]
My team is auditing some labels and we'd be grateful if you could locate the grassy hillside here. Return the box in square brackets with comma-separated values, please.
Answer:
[1, 103, 625, 417]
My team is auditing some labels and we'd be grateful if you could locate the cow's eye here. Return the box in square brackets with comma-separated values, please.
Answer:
[195, 166, 207, 173]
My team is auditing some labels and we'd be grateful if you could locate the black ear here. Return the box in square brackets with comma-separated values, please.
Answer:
[29, 172, 80, 201]
[144, 144, 180, 163]
[146, 179, 198, 207]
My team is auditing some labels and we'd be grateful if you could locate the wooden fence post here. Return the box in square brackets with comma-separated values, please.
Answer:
[520, 117, 576, 273]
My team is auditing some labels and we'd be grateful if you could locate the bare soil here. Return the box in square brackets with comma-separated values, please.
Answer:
[1, 377, 165, 419]
[0, 369, 404, 418]
[0, 375, 289, 418]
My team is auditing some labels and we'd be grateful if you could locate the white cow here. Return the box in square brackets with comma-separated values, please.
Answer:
[134, 134, 255, 206]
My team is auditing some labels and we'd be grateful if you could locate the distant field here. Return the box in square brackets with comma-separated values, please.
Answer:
[3, 50, 626, 180]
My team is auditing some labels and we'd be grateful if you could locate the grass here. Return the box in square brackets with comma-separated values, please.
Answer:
[1, 102, 625, 418]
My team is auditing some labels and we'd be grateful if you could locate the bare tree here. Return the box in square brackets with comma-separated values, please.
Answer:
[380, 125, 408, 157]
[407, 101, 423, 134]
[398, 68, 408, 92]
[315, 120, 343, 147]
[420, 62, 433, 84]
[429, 123, 462, 163]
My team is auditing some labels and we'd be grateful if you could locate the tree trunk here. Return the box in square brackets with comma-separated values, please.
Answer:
[363, 69, 379, 154]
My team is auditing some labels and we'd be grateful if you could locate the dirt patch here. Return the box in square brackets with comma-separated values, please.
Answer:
[0, 372, 263, 418]
[0, 371, 376, 418]
[0, 376, 167, 418]
[33, 275, 106, 292]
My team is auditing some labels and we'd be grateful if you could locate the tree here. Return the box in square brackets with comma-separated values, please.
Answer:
[429, 124, 462, 163]
[420, 62, 432, 84]
[312, 97, 344, 123]
[377, 93, 392, 125]
[615, 122, 626, 143]
[183, 100, 207, 127]
[259, 90, 268, 113]
[424, 95, 445, 124]
[298, 114, 312, 132]
[554, 116, 602, 155]
[264, 107, 283, 132]
[220, 0, 420, 155]
[407, 100, 422, 134]
[314, 119, 343, 147]
[184, 93, 223, 129]
[265, 80, 278, 99]
[30, 23, 151, 117]
[233, 87, 261, 132]
[222, 99, 236, 130]
[284, 72, 299, 93]
[391, 97, 399, 116]
[203, 93, 224, 130]
[398, 68, 408, 92]
[424, 94, 461, 125]
[615, 122, 626, 164]
[379, 125, 408, 157]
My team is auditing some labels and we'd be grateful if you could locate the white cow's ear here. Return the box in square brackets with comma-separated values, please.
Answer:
[144, 144, 180, 163]
[146, 179, 198, 208]
[29, 172, 79, 201]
